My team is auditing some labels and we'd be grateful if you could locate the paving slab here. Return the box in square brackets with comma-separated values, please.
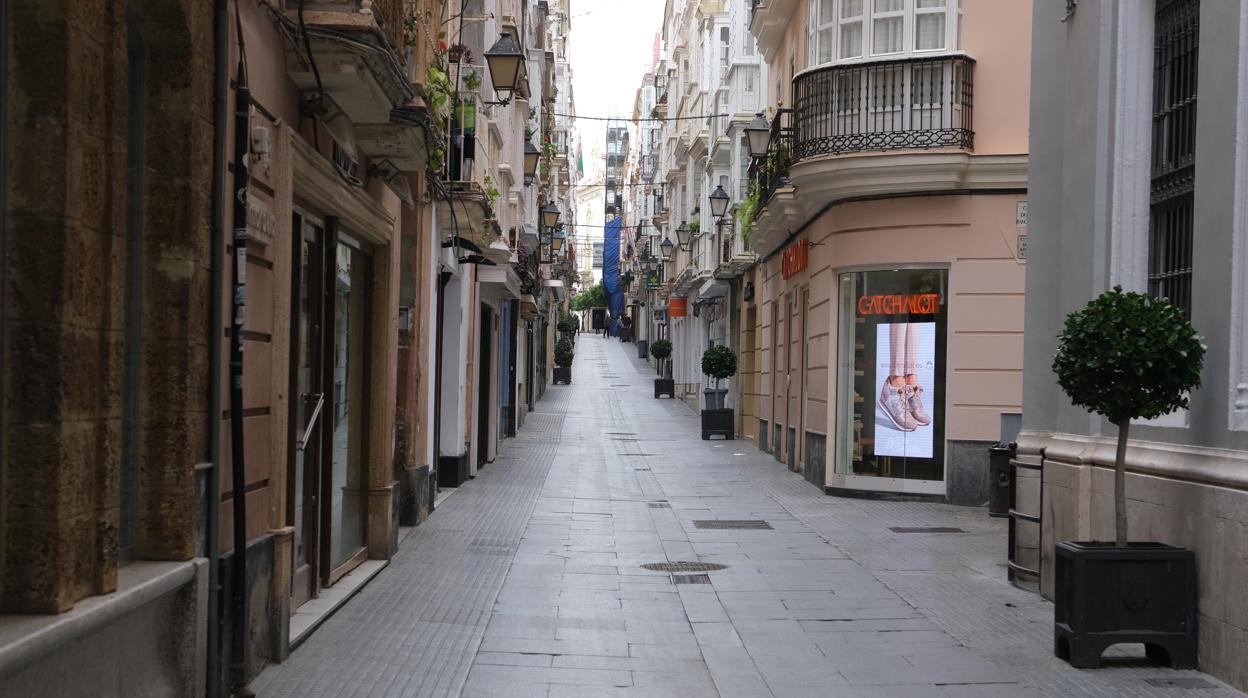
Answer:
[256, 335, 1245, 697]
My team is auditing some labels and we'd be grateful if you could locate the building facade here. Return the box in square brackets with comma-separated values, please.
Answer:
[0, 0, 578, 695]
[1023, 0, 1248, 689]
[730, 0, 1030, 500]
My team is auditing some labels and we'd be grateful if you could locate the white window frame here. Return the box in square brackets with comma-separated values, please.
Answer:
[808, 0, 962, 70]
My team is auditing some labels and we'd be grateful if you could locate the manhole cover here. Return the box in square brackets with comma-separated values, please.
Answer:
[672, 574, 712, 585]
[1144, 678, 1217, 689]
[693, 520, 773, 530]
[641, 561, 728, 573]
[889, 527, 965, 534]
[634, 468, 652, 472]
[648, 502, 671, 509]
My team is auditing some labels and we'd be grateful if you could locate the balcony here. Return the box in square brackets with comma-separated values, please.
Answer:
[277, 0, 436, 168]
[748, 0, 800, 62]
[747, 55, 1025, 256]
[791, 55, 975, 160]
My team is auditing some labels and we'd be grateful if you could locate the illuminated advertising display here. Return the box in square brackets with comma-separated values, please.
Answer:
[836, 269, 948, 483]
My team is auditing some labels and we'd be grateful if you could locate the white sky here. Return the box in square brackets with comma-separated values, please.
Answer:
[568, 0, 667, 178]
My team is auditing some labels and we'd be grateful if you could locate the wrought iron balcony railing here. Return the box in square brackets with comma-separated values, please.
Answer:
[791, 55, 974, 160]
[747, 108, 795, 218]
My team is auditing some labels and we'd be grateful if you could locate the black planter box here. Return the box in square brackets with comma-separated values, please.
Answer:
[1054, 541, 1197, 669]
[654, 378, 675, 398]
[701, 408, 734, 440]
[553, 367, 572, 384]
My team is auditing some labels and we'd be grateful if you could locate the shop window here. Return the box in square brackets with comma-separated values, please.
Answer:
[836, 269, 947, 482]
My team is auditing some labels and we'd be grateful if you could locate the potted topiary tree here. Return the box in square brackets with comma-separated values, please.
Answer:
[557, 314, 577, 345]
[700, 345, 737, 439]
[553, 337, 574, 385]
[1050, 286, 1205, 669]
[650, 339, 674, 398]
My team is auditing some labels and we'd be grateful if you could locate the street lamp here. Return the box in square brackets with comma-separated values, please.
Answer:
[659, 236, 674, 261]
[745, 112, 771, 159]
[552, 228, 566, 254]
[484, 32, 525, 105]
[709, 184, 730, 219]
[523, 140, 540, 186]
[541, 201, 561, 229]
[676, 222, 690, 251]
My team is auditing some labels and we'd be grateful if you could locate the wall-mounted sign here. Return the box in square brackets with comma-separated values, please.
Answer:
[246, 192, 276, 246]
[669, 297, 688, 317]
[857, 293, 942, 316]
[780, 239, 810, 280]
[1016, 200, 1028, 229]
[1017, 234, 1028, 261]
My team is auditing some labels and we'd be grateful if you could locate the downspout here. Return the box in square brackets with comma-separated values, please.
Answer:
[228, 44, 252, 695]
[207, 0, 229, 695]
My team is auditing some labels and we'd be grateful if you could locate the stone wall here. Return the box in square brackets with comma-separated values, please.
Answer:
[2, 0, 212, 614]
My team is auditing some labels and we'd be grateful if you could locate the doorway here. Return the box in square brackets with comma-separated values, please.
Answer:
[477, 304, 493, 468]
[288, 212, 372, 608]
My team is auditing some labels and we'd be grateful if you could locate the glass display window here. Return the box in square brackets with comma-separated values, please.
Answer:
[836, 268, 948, 485]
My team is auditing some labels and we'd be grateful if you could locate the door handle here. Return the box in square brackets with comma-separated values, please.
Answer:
[298, 393, 325, 452]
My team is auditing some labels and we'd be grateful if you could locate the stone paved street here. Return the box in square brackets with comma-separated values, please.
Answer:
[254, 334, 1243, 698]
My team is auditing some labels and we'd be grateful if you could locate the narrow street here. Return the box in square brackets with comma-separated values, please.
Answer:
[254, 334, 1240, 698]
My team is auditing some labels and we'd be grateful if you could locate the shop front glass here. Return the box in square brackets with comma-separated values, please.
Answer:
[836, 269, 948, 489]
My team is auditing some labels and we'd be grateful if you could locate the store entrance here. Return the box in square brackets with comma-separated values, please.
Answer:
[289, 212, 372, 609]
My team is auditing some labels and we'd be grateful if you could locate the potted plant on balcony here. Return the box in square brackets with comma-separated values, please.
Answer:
[552, 337, 574, 385]
[650, 339, 675, 399]
[1050, 286, 1205, 669]
[700, 344, 737, 439]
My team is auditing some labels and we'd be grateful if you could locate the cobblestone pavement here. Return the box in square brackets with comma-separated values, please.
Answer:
[256, 334, 1243, 697]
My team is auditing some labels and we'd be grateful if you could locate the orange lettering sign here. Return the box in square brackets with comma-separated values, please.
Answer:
[669, 297, 689, 317]
[856, 293, 942, 316]
[781, 240, 810, 280]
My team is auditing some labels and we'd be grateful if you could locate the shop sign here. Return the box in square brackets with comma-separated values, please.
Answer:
[669, 297, 689, 317]
[780, 239, 810, 280]
[246, 192, 276, 246]
[857, 293, 942, 316]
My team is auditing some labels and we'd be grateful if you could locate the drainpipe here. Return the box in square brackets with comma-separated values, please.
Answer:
[207, 0, 228, 695]
[228, 51, 252, 695]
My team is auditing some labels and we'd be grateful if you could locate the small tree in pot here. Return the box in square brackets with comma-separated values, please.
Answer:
[553, 337, 574, 385]
[700, 345, 737, 439]
[650, 339, 674, 399]
[1049, 286, 1205, 669]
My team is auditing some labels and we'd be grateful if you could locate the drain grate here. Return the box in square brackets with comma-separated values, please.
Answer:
[693, 520, 773, 530]
[889, 527, 965, 534]
[634, 468, 652, 472]
[672, 574, 712, 585]
[607, 432, 638, 436]
[641, 561, 728, 573]
[1144, 678, 1217, 689]
[648, 502, 670, 509]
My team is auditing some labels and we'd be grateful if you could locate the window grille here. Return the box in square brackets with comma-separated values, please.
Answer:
[1148, 0, 1199, 317]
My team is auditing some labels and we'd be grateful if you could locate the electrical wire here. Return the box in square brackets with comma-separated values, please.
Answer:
[553, 112, 736, 122]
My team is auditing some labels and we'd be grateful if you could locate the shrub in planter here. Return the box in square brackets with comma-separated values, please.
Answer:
[700, 345, 737, 438]
[1050, 286, 1205, 668]
[553, 337, 574, 384]
[557, 314, 578, 336]
[649, 339, 674, 398]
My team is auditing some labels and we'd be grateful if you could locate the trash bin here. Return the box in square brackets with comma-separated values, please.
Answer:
[988, 442, 1016, 518]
